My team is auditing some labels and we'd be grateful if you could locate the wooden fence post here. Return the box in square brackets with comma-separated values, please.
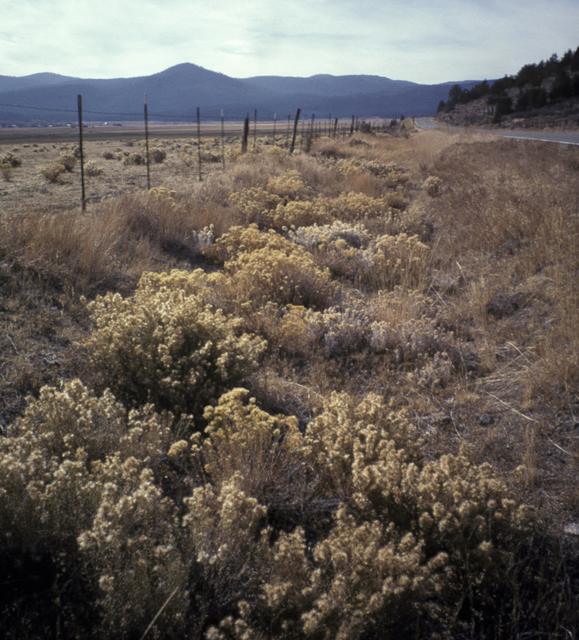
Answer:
[289, 108, 301, 154]
[241, 114, 250, 154]
[77, 94, 86, 211]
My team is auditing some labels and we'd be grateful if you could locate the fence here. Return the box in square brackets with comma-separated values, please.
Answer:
[0, 95, 399, 212]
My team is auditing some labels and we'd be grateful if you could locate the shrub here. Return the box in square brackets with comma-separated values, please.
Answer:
[337, 158, 410, 186]
[0, 380, 173, 546]
[123, 152, 145, 166]
[304, 392, 423, 502]
[422, 175, 443, 197]
[264, 304, 323, 356]
[40, 162, 66, 183]
[318, 192, 392, 222]
[85, 271, 266, 416]
[193, 388, 307, 512]
[151, 148, 167, 164]
[263, 510, 448, 640]
[0, 379, 191, 637]
[229, 187, 282, 225]
[184, 475, 270, 628]
[269, 305, 372, 359]
[271, 200, 333, 228]
[266, 170, 311, 199]
[225, 246, 335, 310]
[366, 233, 430, 290]
[77, 457, 188, 637]
[213, 224, 300, 262]
[289, 221, 370, 251]
[1, 152, 21, 168]
[289, 222, 375, 280]
[208, 393, 535, 640]
[85, 161, 103, 176]
[58, 153, 76, 172]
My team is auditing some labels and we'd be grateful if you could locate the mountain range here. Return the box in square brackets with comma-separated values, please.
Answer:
[0, 63, 479, 124]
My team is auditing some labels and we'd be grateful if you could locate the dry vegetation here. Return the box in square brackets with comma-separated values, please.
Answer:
[0, 126, 577, 639]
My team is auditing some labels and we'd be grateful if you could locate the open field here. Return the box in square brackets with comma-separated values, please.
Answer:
[0, 126, 577, 639]
[0, 134, 233, 213]
[0, 121, 288, 144]
[0, 120, 376, 214]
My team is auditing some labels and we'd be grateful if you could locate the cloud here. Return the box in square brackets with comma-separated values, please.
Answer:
[0, 0, 577, 82]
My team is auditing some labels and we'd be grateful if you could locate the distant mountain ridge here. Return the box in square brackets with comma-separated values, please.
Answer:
[0, 63, 480, 123]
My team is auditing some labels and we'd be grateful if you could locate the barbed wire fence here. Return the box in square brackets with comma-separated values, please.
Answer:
[0, 95, 398, 211]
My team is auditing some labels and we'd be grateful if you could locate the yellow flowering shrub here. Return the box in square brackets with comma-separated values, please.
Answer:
[225, 246, 335, 310]
[137, 268, 229, 309]
[289, 221, 370, 250]
[85, 272, 266, 416]
[304, 392, 423, 503]
[318, 191, 391, 221]
[266, 304, 323, 356]
[0, 381, 189, 637]
[275, 511, 448, 640]
[229, 188, 391, 231]
[229, 187, 282, 225]
[271, 199, 333, 229]
[14, 379, 172, 462]
[337, 158, 410, 186]
[0, 379, 546, 639]
[367, 232, 430, 290]
[208, 394, 535, 640]
[213, 224, 301, 262]
[193, 389, 306, 510]
[266, 170, 311, 200]
[183, 475, 271, 630]
[422, 175, 443, 197]
[257, 304, 371, 359]
[0, 380, 172, 548]
[78, 456, 189, 637]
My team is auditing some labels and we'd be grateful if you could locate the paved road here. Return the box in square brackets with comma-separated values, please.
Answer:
[416, 117, 579, 146]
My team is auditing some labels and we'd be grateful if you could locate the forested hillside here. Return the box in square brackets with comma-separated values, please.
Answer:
[438, 47, 579, 126]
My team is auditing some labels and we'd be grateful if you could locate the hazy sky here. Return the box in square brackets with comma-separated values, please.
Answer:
[1, 0, 577, 82]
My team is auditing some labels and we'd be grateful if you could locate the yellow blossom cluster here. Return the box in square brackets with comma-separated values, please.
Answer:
[266, 170, 312, 200]
[1, 375, 536, 639]
[336, 158, 410, 186]
[213, 224, 302, 261]
[85, 271, 266, 415]
[206, 392, 533, 639]
[225, 245, 335, 310]
[193, 388, 306, 508]
[368, 232, 431, 290]
[229, 186, 283, 225]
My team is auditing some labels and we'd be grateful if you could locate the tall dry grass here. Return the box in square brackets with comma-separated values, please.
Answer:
[427, 140, 579, 408]
[0, 191, 234, 294]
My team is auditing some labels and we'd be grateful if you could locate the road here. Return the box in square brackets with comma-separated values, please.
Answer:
[416, 117, 579, 146]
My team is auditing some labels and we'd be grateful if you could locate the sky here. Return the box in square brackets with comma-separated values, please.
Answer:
[0, 0, 578, 83]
